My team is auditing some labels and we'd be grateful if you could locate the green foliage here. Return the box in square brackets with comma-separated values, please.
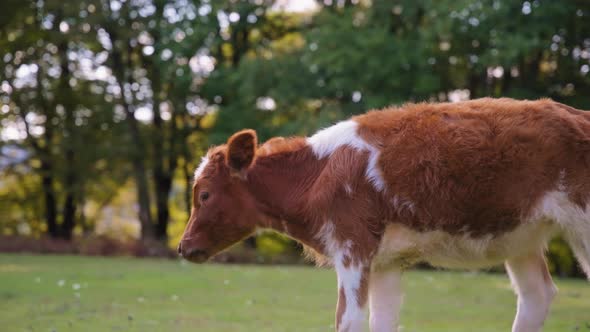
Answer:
[548, 237, 584, 278]
[255, 232, 297, 257]
[1, 0, 590, 275]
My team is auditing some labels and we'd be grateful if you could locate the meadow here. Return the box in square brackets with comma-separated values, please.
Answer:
[0, 254, 588, 332]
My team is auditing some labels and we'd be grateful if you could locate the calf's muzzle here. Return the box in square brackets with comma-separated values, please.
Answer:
[178, 239, 209, 263]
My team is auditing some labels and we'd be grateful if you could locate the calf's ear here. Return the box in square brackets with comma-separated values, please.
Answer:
[226, 129, 257, 174]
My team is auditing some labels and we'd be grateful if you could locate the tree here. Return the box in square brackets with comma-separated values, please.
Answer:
[0, 0, 129, 239]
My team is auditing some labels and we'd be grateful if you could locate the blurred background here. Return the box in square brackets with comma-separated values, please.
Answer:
[2, 1, 590, 331]
[1, 0, 590, 277]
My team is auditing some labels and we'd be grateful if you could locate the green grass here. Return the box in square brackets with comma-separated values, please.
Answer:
[0, 254, 588, 332]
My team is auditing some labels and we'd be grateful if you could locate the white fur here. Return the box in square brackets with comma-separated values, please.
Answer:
[528, 190, 584, 223]
[506, 253, 557, 332]
[316, 222, 354, 267]
[317, 222, 366, 331]
[193, 156, 210, 181]
[530, 190, 590, 276]
[316, 222, 337, 259]
[335, 263, 364, 332]
[369, 269, 403, 332]
[307, 120, 386, 192]
[372, 220, 558, 271]
[365, 145, 385, 192]
[307, 120, 367, 159]
[373, 188, 590, 271]
[391, 195, 415, 215]
[344, 183, 353, 196]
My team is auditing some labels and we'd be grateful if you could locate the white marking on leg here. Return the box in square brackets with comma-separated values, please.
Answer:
[369, 268, 403, 332]
[335, 259, 365, 332]
[193, 156, 210, 181]
[317, 222, 354, 266]
[317, 222, 366, 331]
[505, 252, 556, 332]
[306, 120, 386, 192]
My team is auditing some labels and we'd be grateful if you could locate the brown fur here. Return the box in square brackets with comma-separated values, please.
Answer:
[357, 267, 369, 307]
[257, 136, 308, 157]
[226, 129, 257, 174]
[356, 98, 590, 237]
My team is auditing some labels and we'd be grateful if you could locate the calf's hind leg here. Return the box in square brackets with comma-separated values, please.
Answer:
[505, 251, 557, 332]
[368, 268, 403, 332]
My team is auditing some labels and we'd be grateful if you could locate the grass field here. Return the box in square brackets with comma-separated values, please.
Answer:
[0, 254, 589, 332]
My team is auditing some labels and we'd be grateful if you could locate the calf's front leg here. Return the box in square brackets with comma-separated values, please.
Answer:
[505, 251, 557, 332]
[335, 262, 369, 332]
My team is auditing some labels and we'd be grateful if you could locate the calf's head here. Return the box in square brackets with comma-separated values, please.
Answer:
[178, 130, 262, 263]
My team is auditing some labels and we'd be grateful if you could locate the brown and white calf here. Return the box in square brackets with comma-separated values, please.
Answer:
[178, 98, 590, 332]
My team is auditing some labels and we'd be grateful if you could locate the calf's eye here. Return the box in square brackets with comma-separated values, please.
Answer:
[199, 192, 210, 202]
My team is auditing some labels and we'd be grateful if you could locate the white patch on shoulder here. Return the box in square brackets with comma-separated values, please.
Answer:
[193, 156, 210, 181]
[307, 120, 366, 158]
[306, 120, 386, 192]
[365, 146, 385, 192]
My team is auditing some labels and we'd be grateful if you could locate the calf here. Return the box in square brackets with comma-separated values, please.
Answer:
[178, 98, 590, 332]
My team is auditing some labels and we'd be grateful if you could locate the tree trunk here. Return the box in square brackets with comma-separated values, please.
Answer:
[180, 110, 198, 217]
[108, 28, 154, 239]
[78, 182, 91, 235]
[61, 191, 76, 240]
[182, 154, 193, 217]
[40, 161, 58, 238]
[133, 157, 154, 239]
[30, 45, 59, 239]
[154, 175, 172, 240]
[150, 2, 176, 242]
[150, 62, 171, 241]
[151, 78, 170, 241]
[57, 35, 77, 240]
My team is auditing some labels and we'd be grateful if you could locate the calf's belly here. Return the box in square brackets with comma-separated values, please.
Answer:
[372, 220, 558, 270]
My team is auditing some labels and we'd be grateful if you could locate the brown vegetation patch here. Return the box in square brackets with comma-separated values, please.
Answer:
[0, 235, 176, 258]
